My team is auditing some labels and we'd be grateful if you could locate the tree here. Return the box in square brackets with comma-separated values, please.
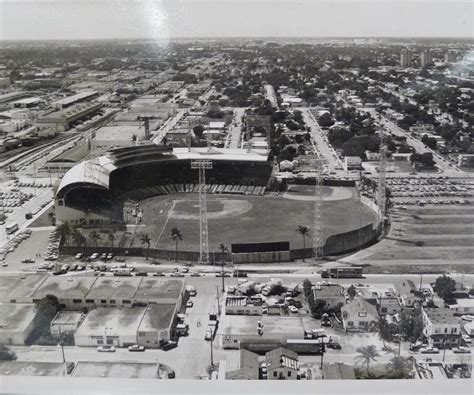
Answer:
[71, 228, 87, 247]
[29, 295, 60, 344]
[170, 227, 183, 262]
[108, 232, 116, 248]
[140, 233, 151, 260]
[0, 345, 17, 361]
[378, 317, 398, 349]
[89, 230, 101, 247]
[435, 275, 456, 302]
[318, 112, 335, 127]
[347, 285, 358, 299]
[386, 356, 412, 378]
[355, 345, 380, 377]
[193, 125, 205, 139]
[57, 222, 71, 246]
[296, 225, 310, 262]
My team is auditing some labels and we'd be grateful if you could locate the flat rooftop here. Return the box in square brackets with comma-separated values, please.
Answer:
[94, 125, 143, 141]
[32, 276, 97, 300]
[133, 278, 184, 302]
[0, 303, 36, 333]
[51, 310, 83, 326]
[138, 304, 176, 333]
[0, 274, 48, 302]
[52, 91, 97, 107]
[85, 277, 142, 301]
[172, 147, 269, 162]
[72, 362, 158, 379]
[0, 362, 65, 377]
[76, 307, 146, 338]
[47, 143, 88, 164]
[219, 315, 305, 337]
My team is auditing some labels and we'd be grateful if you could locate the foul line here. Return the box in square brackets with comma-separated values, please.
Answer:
[153, 200, 176, 249]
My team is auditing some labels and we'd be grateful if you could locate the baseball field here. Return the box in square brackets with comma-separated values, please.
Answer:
[135, 185, 378, 252]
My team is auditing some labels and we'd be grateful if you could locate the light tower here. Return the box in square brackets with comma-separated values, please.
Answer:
[378, 131, 387, 236]
[191, 159, 213, 264]
[313, 158, 324, 259]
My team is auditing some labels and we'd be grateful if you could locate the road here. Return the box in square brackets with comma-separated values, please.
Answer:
[264, 84, 278, 108]
[301, 108, 344, 173]
[225, 107, 245, 148]
[363, 108, 464, 177]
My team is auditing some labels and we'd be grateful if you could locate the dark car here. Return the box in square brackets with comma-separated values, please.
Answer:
[135, 272, 148, 277]
[161, 341, 178, 351]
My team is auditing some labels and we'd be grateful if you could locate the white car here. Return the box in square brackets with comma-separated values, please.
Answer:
[462, 334, 472, 344]
[288, 305, 298, 313]
[186, 300, 194, 308]
[453, 346, 471, 354]
[97, 345, 115, 352]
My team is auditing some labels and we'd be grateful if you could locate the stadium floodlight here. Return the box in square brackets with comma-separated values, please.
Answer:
[313, 158, 324, 259]
[191, 160, 213, 264]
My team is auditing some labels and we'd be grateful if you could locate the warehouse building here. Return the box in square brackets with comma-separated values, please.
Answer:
[0, 274, 47, 304]
[219, 316, 305, 349]
[83, 277, 142, 307]
[36, 102, 103, 132]
[74, 307, 146, 348]
[52, 91, 99, 109]
[136, 304, 178, 347]
[0, 303, 36, 345]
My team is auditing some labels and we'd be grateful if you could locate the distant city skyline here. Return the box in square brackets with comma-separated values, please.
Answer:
[0, 0, 472, 41]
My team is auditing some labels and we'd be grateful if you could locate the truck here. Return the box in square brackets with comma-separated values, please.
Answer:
[321, 266, 363, 279]
[186, 285, 197, 296]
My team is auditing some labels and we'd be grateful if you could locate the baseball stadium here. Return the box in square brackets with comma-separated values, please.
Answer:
[55, 145, 380, 259]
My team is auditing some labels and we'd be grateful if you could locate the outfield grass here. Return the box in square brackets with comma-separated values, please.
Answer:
[138, 190, 377, 252]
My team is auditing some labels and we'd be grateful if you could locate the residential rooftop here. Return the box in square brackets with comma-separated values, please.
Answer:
[424, 307, 461, 325]
[0, 362, 65, 377]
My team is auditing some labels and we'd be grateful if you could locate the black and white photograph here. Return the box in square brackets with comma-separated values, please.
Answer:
[0, 1, 472, 394]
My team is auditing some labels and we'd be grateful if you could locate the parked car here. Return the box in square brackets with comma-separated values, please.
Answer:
[21, 258, 35, 264]
[128, 345, 145, 352]
[461, 334, 472, 344]
[453, 346, 471, 354]
[420, 347, 440, 354]
[288, 305, 298, 313]
[186, 300, 194, 308]
[153, 272, 165, 277]
[190, 272, 201, 277]
[161, 341, 177, 351]
[97, 345, 115, 352]
[75, 253, 83, 260]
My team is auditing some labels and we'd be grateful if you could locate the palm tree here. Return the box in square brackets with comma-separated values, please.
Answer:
[386, 356, 410, 378]
[71, 228, 87, 247]
[170, 227, 183, 262]
[57, 222, 71, 246]
[140, 233, 151, 260]
[89, 230, 101, 248]
[108, 232, 116, 248]
[296, 225, 310, 262]
[355, 345, 380, 377]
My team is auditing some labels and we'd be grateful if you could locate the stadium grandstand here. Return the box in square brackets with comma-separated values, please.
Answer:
[55, 146, 272, 225]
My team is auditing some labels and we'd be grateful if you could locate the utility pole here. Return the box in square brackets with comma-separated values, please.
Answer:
[216, 286, 221, 316]
[319, 337, 325, 370]
[313, 158, 324, 259]
[191, 160, 212, 264]
[210, 332, 214, 367]
[419, 274, 423, 291]
[58, 326, 66, 364]
[221, 259, 225, 292]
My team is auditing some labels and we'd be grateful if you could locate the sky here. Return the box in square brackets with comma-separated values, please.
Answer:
[0, 0, 472, 41]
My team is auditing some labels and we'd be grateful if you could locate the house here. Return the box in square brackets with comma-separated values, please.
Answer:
[422, 307, 462, 349]
[313, 284, 345, 310]
[447, 299, 474, 316]
[322, 363, 356, 380]
[265, 347, 299, 380]
[344, 156, 362, 171]
[225, 349, 260, 380]
[341, 297, 379, 332]
[393, 279, 421, 308]
[365, 151, 380, 161]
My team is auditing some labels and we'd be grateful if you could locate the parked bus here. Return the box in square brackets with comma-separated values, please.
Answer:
[5, 222, 18, 235]
[321, 266, 363, 279]
[239, 339, 324, 355]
